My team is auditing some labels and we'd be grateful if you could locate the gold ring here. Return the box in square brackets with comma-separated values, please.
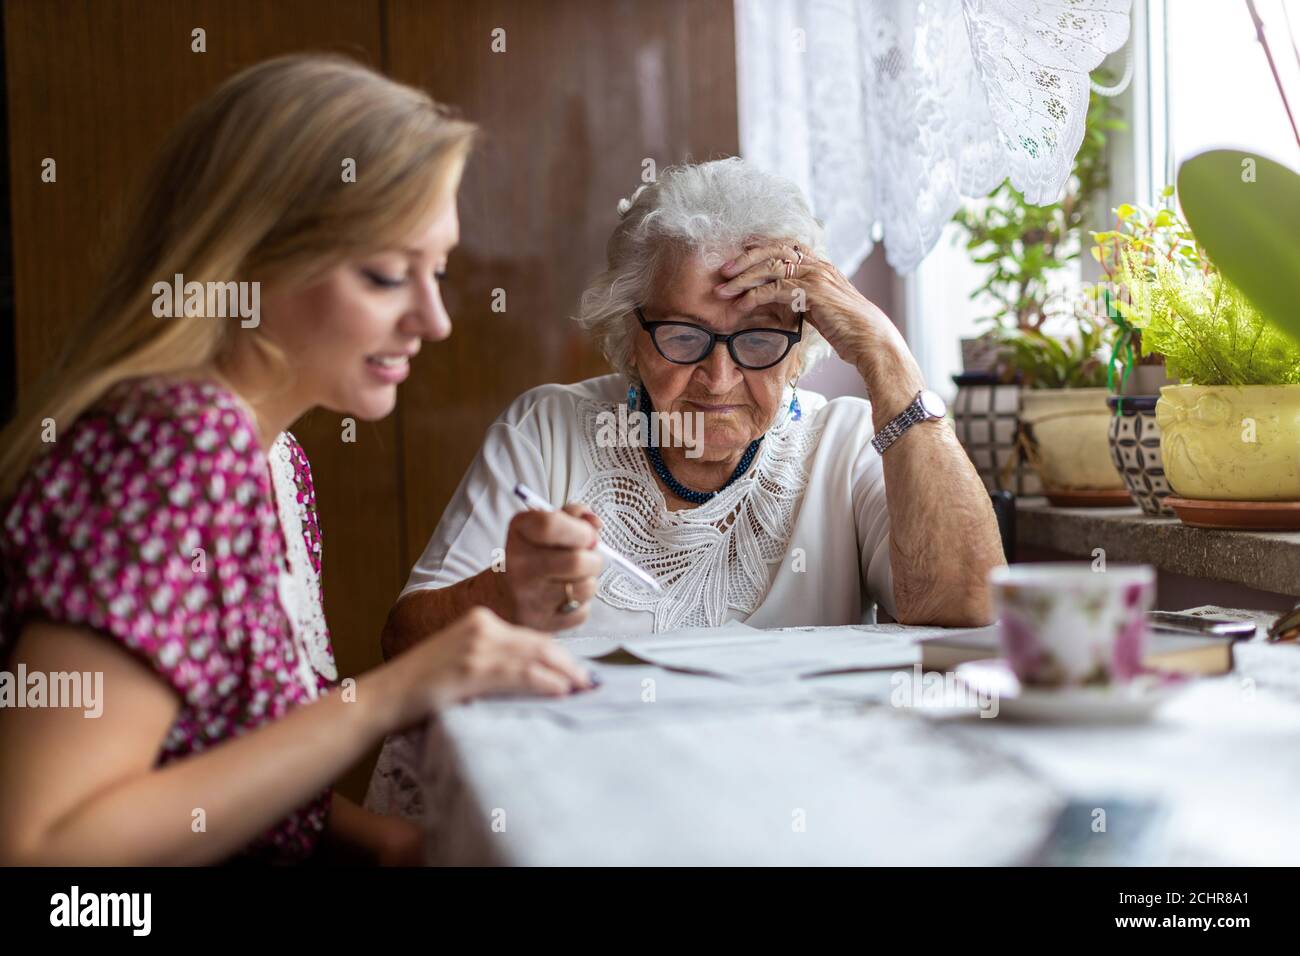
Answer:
[783, 259, 797, 280]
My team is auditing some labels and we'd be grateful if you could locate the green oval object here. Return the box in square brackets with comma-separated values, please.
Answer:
[1177, 149, 1300, 340]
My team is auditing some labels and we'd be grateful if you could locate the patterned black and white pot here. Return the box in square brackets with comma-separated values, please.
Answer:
[952, 374, 1042, 496]
[1106, 395, 1174, 516]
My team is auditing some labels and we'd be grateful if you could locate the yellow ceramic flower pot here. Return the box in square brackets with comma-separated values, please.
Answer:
[1155, 384, 1300, 501]
[1018, 388, 1123, 491]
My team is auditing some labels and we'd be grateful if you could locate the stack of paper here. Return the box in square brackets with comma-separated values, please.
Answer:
[473, 624, 924, 726]
[619, 623, 919, 683]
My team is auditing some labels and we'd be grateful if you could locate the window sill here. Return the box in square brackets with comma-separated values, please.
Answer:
[1015, 497, 1300, 598]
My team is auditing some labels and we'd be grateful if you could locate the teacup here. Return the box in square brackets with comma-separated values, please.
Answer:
[988, 563, 1155, 686]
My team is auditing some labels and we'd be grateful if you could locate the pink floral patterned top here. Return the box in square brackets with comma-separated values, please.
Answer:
[0, 377, 337, 863]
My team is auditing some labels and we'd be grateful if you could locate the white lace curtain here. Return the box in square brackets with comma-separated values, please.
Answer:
[735, 0, 1132, 276]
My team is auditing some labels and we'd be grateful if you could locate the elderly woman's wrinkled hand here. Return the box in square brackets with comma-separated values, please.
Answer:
[496, 503, 605, 630]
[714, 239, 902, 369]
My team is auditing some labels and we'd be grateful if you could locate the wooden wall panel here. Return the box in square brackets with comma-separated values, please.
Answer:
[385, 0, 741, 570]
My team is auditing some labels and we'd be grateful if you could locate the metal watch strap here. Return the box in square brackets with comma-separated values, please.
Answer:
[871, 394, 926, 454]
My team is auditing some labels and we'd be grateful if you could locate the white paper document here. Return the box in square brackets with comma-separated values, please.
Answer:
[619, 623, 919, 683]
[474, 660, 810, 726]
[472, 625, 935, 725]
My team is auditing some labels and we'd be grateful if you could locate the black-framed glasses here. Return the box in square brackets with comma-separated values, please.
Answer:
[635, 306, 803, 371]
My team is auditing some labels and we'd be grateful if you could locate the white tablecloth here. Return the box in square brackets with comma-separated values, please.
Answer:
[417, 619, 1300, 865]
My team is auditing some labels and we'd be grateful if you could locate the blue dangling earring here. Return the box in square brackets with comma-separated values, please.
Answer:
[788, 385, 802, 422]
[627, 383, 639, 411]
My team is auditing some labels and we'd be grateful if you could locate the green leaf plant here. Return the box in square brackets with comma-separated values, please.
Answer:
[1177, 150, 1300, 344]
[1094, 193, 1300, 387]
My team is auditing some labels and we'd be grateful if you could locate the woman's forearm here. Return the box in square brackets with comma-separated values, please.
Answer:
[858, 348, 1005, 627]
[10, 671, 401, 866]
[381, 569, 505, 659]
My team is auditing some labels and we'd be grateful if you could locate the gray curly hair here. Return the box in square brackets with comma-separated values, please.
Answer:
[574, 157, 833, 383]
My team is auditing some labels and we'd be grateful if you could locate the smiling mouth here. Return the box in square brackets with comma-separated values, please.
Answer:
[364, 353, 414, 384]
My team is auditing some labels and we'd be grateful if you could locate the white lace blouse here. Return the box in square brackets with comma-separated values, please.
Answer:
[367, 374, 898, 820]
[403, 373, 897, 630]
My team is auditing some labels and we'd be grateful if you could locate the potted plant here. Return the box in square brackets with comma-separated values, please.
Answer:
[1149, 10, 1300, 526]
[1109, 168, 1300, 510]
[950, 84, 1125, 498]
[1089, 194, 1188, 515]
[1001, 317, 1125, 499]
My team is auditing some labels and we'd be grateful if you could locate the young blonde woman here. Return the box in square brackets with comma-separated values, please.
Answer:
[0, 54, 595, 866]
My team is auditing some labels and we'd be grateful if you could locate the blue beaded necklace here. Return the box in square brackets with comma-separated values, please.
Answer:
[636, 385, 763, 505]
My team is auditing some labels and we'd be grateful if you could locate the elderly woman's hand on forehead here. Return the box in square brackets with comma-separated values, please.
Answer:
[714, 240, 905, 371]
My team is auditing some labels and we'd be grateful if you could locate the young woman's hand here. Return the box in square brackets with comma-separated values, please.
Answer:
[377, 606, 595, 730]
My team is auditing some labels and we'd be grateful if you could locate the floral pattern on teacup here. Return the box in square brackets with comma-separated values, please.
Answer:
[992, 572, 1154, 687]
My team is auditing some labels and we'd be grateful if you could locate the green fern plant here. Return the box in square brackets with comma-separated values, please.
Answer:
[1117, 244, 1300, 386]
[1090, 193, 1300, 387]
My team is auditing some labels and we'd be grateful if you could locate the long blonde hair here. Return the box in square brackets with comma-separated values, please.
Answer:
[0, 53, 475, 498]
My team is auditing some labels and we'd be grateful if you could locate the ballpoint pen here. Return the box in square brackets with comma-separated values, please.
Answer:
[512, 483, 663, 592]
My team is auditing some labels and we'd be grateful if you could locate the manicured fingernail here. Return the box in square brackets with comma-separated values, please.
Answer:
[715, 282, 735, 297]
[720, 258, 735, 273]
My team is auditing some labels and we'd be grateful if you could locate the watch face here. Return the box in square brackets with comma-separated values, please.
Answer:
[919, 389, 946, 419]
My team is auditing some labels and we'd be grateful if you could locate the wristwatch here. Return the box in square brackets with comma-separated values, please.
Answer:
[870, 389, 946, 454]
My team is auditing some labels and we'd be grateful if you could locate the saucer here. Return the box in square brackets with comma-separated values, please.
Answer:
[1043, 488, 1136, 508]
[954, 659, 1188, 723]
[1164, 496, 1300, 530]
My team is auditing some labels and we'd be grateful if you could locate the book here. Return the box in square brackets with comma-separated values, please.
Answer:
[918, 624, 1234, 676]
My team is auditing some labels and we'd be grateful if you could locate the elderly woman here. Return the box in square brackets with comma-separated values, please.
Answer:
[365, 157, 1003, 817]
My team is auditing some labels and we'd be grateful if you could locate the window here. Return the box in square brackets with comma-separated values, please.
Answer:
[905, 0, 1300, 398]
[1160, 0, 1299, 192]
